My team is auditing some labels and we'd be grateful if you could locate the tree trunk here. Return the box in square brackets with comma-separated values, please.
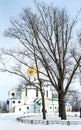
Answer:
[41, 93, 46, 119]
[58, 92, 66, 120]
[39, 79, 46, 120]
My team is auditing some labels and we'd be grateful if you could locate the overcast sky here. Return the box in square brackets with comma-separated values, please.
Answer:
[0, 0, 81, 101]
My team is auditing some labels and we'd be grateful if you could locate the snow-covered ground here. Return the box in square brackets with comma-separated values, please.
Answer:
[0, 113, 81, 130]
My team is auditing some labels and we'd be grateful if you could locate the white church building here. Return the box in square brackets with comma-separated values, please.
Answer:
[8, 67, 72, 114]
[8, 82, 72, 114]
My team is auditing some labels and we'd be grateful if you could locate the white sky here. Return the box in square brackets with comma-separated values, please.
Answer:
[0, 0, 81, 101]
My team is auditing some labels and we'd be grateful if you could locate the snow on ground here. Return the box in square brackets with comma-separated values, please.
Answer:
[0, 112, 81, 130]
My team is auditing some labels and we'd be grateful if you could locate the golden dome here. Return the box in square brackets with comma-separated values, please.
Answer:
[27, 66, 38, 76]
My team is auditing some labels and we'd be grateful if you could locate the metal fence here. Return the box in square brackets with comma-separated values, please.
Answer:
[16, 117, 81, 125]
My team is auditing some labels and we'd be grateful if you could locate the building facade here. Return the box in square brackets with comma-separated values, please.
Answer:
[8, 76, 72, 114]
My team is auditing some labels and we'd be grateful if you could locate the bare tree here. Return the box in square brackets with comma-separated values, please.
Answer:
[0, 45, 47, 119]
[0, 3, 81, 119]
[33, 44, 46, 119]
[65, 90, 81, 111]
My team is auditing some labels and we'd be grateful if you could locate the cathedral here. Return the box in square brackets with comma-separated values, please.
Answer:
[8, 66, 72, 114]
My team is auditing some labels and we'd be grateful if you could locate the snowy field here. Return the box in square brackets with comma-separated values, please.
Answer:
[0, 113, 81, 130]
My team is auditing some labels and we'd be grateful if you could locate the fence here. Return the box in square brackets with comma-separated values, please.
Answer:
[16, 116, 81, 125]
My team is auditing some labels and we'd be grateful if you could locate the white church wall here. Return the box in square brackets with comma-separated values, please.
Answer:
[15, 104, 35, 114]
[8, 77, 72, 114]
